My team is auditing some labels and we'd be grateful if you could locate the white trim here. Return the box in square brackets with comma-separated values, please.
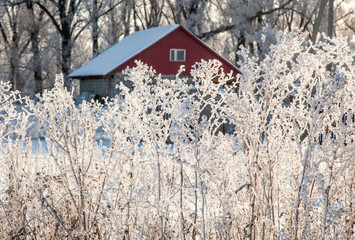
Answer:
[170, 49, 186, 62]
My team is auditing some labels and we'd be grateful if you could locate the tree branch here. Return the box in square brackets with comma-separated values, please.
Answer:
[197, 0, 293, 40]
[34, 1, 63, 34]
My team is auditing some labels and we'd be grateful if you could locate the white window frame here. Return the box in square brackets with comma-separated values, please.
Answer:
[170, 49, 186, 62]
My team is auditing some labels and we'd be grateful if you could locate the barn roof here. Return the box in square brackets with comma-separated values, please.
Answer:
[69, 24, 180, 78]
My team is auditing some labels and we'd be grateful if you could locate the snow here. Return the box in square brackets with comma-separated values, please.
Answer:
[68, 24, 180, 78]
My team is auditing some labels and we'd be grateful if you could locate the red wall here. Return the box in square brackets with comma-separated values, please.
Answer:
[111, 27, 238, 76]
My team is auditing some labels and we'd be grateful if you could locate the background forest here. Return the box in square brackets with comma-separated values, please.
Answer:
[1, 0, 355, 97]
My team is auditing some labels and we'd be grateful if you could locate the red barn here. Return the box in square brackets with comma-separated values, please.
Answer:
[69, 24, 239, 99]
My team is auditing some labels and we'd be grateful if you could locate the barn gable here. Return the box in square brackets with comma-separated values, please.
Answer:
[109, 26, 239, 76]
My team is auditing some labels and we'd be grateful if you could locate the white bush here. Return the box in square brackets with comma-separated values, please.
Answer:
[0, 30, 354, 239]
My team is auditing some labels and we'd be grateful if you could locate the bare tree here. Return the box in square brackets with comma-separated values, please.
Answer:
[133, 0, 166, 30]
[23, 1, 46, 95]
[34, 0, 88, 87]
[167, 0, 210, 35]
[0, 0, 29, 91]
[84, 0, 123, 57]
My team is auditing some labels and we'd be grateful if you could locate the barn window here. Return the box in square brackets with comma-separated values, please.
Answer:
[170, 49, 186, 61]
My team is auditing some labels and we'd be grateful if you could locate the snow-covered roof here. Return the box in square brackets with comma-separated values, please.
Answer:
[69, 24, 180, 78]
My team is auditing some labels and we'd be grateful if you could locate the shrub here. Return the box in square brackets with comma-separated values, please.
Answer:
[0, 30, 354, 239]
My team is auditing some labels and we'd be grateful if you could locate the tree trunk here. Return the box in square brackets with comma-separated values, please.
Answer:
[31, 31, 42, 95]
[92, 0, 99, 57]
[61, 36, 72, 89]
[311, 0, 328, 43]
[327, 0, 333, 38]
[27, 2, 43, 95]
